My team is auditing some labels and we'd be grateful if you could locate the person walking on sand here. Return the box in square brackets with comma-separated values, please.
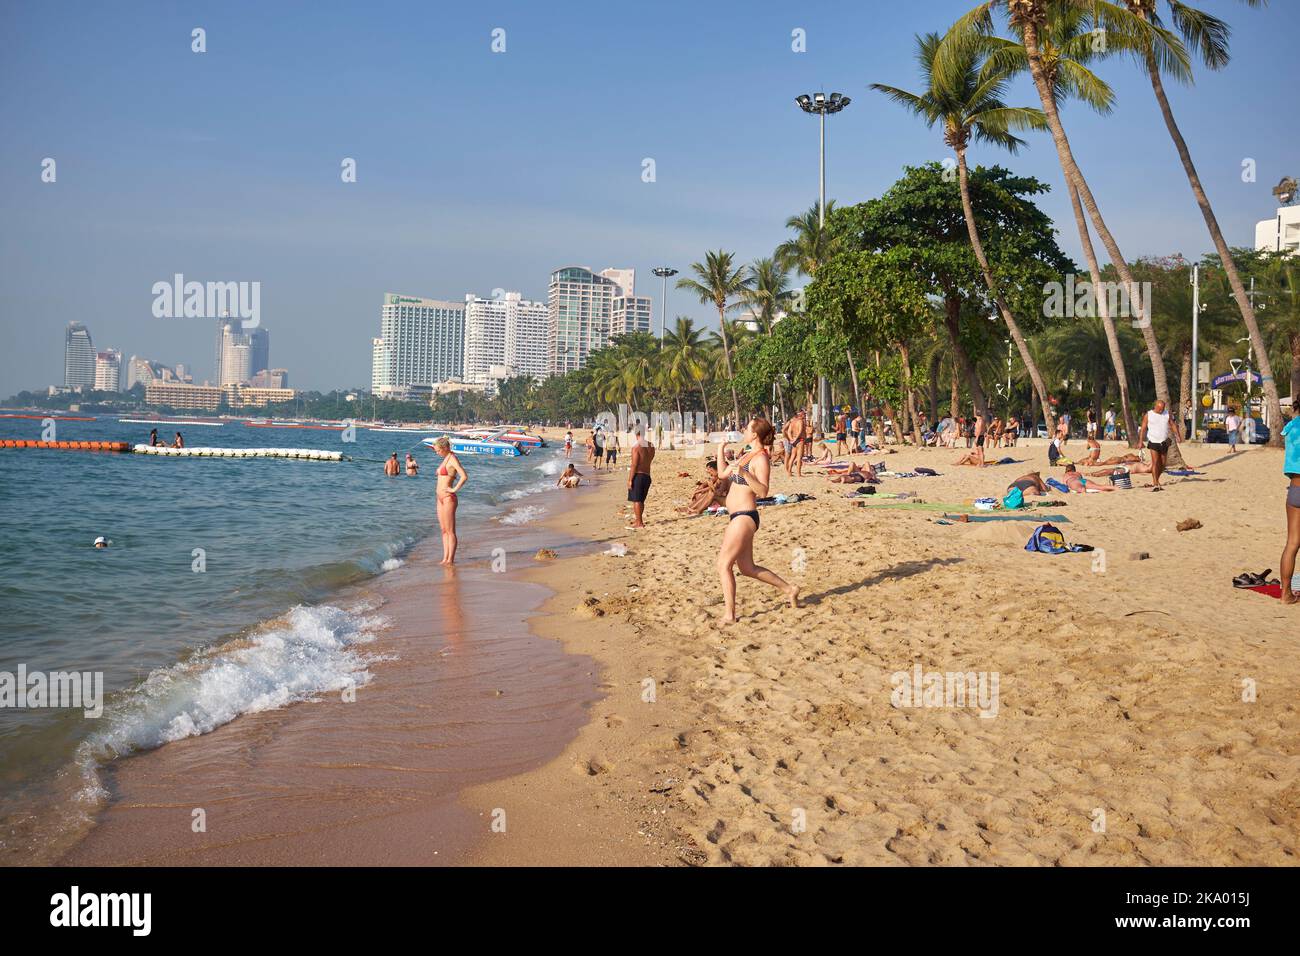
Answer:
[626, 429, 655, 529]
[1225, 406, 1242, 454]
[604, 432, 619, 471]
[432, 437, 467, 564]
[1279, 405, 1300, 605]
[716, 418, 799, 624]
[564, 430, 573, 458]
[833, 410, 848, 457]
[384, 452, 400, 476]
[972, 413, 987, 466]
[1138, 399, 1180, 491]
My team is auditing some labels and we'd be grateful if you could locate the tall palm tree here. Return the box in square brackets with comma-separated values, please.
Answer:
[981, 3, 1142, 444]
[677, 250, 752, 427]
[1118, 0, 1282, 445]
[950, 1, 1191, 419]
[661, 316, 713, 418]
[774, 202, 839, 277]
[742, 258, 791, 333]
[872, 30, 1058, 437]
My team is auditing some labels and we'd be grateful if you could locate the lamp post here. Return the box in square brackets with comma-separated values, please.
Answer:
[795, 91, 851, 432]
[652, 266, 677, 346]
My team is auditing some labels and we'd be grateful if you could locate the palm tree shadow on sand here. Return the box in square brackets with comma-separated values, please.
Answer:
[800, 556, 965, 606]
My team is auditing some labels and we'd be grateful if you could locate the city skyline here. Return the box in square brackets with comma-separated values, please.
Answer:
[2, 0, 1294, 396]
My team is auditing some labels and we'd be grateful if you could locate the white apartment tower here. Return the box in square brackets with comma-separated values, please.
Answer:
[94, 350, 122, 392]
[464, 292, 550, 389]
[370, 293, 465, 395]
[547, 267, 649, 374]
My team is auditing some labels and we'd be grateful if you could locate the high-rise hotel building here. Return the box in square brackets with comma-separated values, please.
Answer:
[370, 293, 465, 396]
[64, 322, 96, 388]
[463, 292, 549, 390]
[547, 267, 650, 375]
[214, 321, 270, 386]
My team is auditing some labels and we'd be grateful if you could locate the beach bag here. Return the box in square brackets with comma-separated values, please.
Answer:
[1025, 523, 1068, 554]
[1109, 471, 1132, 489]
[1003, 486, 1025, 510]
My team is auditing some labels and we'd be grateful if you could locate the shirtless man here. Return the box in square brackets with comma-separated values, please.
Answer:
[384, 452, 400, 476]
[1088, 461, 1154, 478]
[557, 464, 583, 488]
[833, 412, 848, 457]
[626, 429, 656, 529]
[782, 410, 808, 478]
[1007, 471, 1049, 496]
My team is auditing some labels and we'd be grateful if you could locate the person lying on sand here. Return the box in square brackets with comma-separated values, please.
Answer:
[1087, 461, 1154, 478]
[678, 460, 731, 514]
[1063, 462, 1114, 492]
[1007, 472, 1049, 496]
[825, 461, 877, 484]
[1095, 452, 1145, 466]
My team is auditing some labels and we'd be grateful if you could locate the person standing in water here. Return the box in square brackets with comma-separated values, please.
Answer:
[384, 453, 400, 476]
[1138, 399, 1180, 491]
[432, 436, 467, 565]
[716, 418, 799, 624]
[405, 453, 419, 476]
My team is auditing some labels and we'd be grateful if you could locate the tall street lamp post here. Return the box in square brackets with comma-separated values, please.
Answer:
[652, 266, 677, 346]
[795, 91, 850, 432]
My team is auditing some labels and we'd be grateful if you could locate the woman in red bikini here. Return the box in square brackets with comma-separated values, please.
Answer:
[432, 437, 468, 565]
[716, 418, 800, 624]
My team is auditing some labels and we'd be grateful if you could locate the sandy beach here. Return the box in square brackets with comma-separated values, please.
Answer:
[460, 430, 1298, 866]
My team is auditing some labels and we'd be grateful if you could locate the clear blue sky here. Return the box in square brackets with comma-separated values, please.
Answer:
[1, 0, 1294, 393]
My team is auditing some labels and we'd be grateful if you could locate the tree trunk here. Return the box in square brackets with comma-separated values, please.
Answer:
[715, 307, 741, 429]
[950, 361, 959, 420]
[1030, 389, 1040, 439]
[942, 297, 988, 418]
[1021, 19, 1172, 411]
[1178, 343, 1192, 426]
[1066, 181, 1140, 447]
[956, 148, 1056, 438]
[900, 343, 922, 445]
[1141, 37, 1284, 447]
[927, 351, 941, 423]
[846, 349, 862, 422]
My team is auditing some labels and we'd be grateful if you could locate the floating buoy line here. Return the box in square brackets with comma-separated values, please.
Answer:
[1, 439, 348, 461]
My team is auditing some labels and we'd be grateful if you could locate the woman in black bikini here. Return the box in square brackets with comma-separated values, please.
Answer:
[716, 418, 800, 624]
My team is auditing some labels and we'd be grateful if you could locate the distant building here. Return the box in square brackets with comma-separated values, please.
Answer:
[370, 293, 465, 396]
[249, 368, 289, 389]
[64, 323, 96, 388]
[144, 380, 295, 410]
[94, 350, 122, 392]
[215, 321, 269, 386]
[464, 292, 550, 391]
[1256, 204, 1300, 256]
[547, 267, 647, 375]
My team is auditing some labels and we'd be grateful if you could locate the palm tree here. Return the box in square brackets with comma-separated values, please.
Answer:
[873, 30, 1058, 438]
[1117, 0, 1282, 445]
[774, 202, 839, 277]
[661, 316, 713, 419]
[949, 1, 1190, 420]
[742, 258, 791, 333]
[677, 250, 752, 427]
[980, 4, 1142, 445]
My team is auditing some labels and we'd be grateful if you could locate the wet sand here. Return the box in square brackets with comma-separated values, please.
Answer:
[60, 516, 600, 865]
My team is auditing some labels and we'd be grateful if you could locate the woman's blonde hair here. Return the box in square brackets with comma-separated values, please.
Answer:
[433, 437, 451, 453]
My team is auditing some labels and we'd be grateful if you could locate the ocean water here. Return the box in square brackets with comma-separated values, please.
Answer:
[0, 414, 563, 859]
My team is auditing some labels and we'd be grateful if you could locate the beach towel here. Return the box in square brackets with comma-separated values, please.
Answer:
[1246, 583, 1283, 600]
[973, 497, 999, 511]
[955, 513, 1070, 523]
[915, 467, 940, 476]
[1166, 469, 1205, 476]
[995, 457, 1023, 465]
[1046, 477, 1071, 494]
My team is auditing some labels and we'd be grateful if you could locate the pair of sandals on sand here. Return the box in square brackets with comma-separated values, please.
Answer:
[1233, 569, 1280, 588]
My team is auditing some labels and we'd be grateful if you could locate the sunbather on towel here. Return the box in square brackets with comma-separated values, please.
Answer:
[1078, 436, 1103, 465]
[678, 459, 732, 515]
[1087, 461, 1153, 478]
[953, 446, 986, 467]
[1007, 472, 1049, 496]
[1095, 451, 1145, 466]
[1064, 462, 1114, 492]
[825, 461, 877, 484]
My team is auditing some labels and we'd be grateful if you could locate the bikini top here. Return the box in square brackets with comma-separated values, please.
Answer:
[731, 449, 768, 486]
[438, 464, 449, 476]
